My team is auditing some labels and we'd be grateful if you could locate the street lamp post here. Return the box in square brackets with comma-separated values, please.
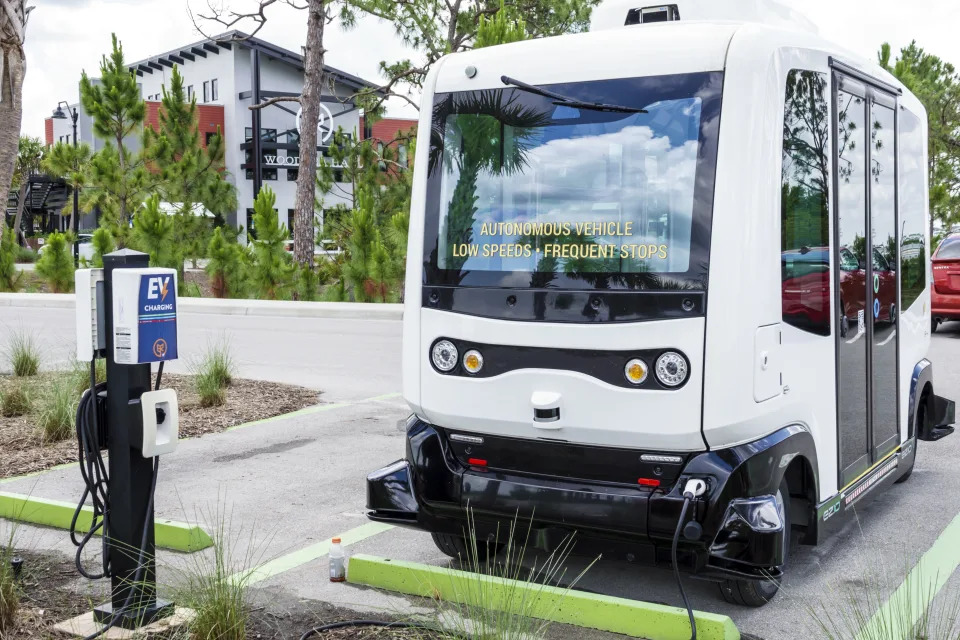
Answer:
[51, 102, 80, 266]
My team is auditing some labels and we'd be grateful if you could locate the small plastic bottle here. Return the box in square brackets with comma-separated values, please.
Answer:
[329, 537, 346, 582]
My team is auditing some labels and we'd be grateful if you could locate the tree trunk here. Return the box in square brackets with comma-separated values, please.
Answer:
[293, 0, 325, 269]
[0, 46, 25, 244]
[11, 179, 25, 242]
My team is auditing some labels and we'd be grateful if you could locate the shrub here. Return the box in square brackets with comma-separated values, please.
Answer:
[0, 383, 32, 417]
[36, 379, 78, 442]
[206, 228, 241, 298]
[91, 227, 115, 268]
[35, 231, 75, 293]
[15, 245, 36, 264]
[296, 264, 318, 301]
[6, 331, 40, 377]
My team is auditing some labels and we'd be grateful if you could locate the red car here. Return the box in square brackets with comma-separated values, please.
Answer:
[932, 233, 960, 332]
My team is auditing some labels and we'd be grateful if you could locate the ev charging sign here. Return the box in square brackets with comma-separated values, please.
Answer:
[112, 268, 179, 364]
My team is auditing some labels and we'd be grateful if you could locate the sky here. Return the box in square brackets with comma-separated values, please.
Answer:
[20, 0, 960, 140]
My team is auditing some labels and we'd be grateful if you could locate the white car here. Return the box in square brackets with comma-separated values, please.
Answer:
[38, 233, 95, 262]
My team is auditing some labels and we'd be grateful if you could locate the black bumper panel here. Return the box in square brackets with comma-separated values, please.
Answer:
[367, 419, 815, 581]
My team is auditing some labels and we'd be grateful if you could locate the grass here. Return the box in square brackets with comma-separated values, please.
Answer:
[0, 382, 32, 417]
[35, 379, 78, 443]
[5, 331, 40, 377]
[167, 506, 268, 640]
[0, 530, 19, 634]
[434, 510, 597, 640]
[192, 337, 235, 407]
[15, 246, 36, 264]
[68, 359, 106, 397]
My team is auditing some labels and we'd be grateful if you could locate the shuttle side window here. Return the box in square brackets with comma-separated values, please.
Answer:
[781, 69, 831, 336]
[899, 109, 926, 310]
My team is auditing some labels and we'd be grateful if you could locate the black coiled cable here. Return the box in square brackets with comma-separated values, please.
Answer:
[672, 496, 697, 640]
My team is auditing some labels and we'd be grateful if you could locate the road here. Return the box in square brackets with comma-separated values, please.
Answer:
[2, 303, 960, 639]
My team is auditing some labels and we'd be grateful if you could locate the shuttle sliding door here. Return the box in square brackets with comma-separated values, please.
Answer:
[832, 69, 900, 489]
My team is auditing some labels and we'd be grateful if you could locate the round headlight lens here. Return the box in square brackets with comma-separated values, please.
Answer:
[431, 340, 459, 372]
[624, 358, 648, 385]
[463, 349, 484, 374]
[655, 352, 688, 387]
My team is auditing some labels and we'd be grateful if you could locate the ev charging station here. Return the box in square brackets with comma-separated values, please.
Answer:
[73, 249, 180, 634]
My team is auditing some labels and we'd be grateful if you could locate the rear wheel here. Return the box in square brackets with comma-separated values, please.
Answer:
[932, 318, 939, 333]
[431, 532, 504, 564]
[718, 479, 790, 607]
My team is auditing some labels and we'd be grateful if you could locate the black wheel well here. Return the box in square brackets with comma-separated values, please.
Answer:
[783, 455, 817, 544]
[916, 381, 934, 438]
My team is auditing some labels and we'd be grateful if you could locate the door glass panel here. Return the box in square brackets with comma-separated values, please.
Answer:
[870, 101, 898, 456]
[836, 86, 870, 486]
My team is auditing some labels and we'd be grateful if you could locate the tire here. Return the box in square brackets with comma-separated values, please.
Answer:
[431, 532, 503, 563]
[431, 532, 469, 560]
[840, 313, 849, 338]
[932, 318, 939, 333]
[718, 479, 790, 607]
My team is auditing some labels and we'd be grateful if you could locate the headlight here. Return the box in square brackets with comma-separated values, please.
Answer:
[655, 352, 688, 387]
[624, 358, 648, 385]
[431, 339, 458, 372]
[463, 349, 483, 374]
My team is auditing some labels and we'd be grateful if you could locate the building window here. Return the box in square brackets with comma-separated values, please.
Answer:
[287, 168, 298, 182]
[211, 78, 219, 101]
[244, 127, 277, 142]
[780, 69, 830, 336]
[287, 209, 295, 234]
[205, 131, 218, 146]
[203, 81, 210, 103]
[187, 85, 194, 100]
[398, 144, 408, 168]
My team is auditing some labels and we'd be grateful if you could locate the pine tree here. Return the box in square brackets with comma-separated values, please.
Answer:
[249, 187, 295, 300]
[144, 65, 237, 268]
[0, 224, 23, 292]
[90, 227, 114, 268]
[133, 194, 175, 268]
[206, 227, 245, 298]
[36, 232, 75, 293]
[80, 34, 148, 244]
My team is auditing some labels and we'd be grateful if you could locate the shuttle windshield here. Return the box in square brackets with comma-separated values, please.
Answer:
[422, 71, 723, 290]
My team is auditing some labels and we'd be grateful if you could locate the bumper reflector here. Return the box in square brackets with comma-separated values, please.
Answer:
[468, 458, 488, 467]
[637, 478, 661, 487]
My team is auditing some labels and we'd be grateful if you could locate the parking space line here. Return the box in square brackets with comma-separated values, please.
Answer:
[856, 511, 960, 639]
[231, 521, 394, 586]
[877, 331, 896, 346]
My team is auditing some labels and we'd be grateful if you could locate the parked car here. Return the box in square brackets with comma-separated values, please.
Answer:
[932, 233, 960, 332]
[37, 233, 95, 262]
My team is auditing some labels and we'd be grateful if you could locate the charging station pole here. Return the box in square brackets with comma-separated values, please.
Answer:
[95, 249, 173, 627]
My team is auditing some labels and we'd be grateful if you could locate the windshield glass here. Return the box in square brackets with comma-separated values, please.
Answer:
[937, 239, 960, 260]
[422, 72, 723, 290]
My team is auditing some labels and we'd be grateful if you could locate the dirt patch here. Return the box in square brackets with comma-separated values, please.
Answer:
[0, 550, 89, 639]
[0, 372, 320, 480]
[1, 550, 440, 640]
[183, 269, 214, 298]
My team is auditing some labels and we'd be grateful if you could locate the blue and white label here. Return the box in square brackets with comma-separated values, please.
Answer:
[138, 273, 178, 362]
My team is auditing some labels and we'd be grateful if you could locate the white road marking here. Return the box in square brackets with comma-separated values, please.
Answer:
[877, 331, 897, 346]
[846, 331, 864, 344]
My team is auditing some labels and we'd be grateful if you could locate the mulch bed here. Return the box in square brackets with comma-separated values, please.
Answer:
[0, 372, 320, 480]
[0, 551, 442, 639]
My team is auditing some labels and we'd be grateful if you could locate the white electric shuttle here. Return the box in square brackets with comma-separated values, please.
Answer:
[367, 0, 957, 605]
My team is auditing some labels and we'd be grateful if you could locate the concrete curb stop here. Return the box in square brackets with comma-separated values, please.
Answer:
[346, 554, 740, 640]
[0, 292, 403, 320]
[0, 491, 213, 553]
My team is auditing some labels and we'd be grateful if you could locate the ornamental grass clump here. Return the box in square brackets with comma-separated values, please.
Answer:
[0, 383, 31, 417]
[0, 535, 19, 635]
[36, 379, 78, 442]
[6, 331, 40, 377]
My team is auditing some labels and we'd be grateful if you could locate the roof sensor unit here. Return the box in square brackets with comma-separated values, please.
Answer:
[625, 4, 680, 25]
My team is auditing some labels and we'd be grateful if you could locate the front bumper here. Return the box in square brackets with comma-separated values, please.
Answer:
[367, 418, 814, 582]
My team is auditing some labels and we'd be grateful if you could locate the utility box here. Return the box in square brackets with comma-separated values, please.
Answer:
[111, 268, 179, 365]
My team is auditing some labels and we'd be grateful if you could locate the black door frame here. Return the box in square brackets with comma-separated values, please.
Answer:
[830, 59, 902, 490]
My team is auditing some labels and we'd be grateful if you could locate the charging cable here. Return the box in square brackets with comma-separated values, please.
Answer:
[673, 478, 707, 640]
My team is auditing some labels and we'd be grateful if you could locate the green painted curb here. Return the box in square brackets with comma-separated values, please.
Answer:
[0, 491, 213, 553]
[347, 554, 740, 640]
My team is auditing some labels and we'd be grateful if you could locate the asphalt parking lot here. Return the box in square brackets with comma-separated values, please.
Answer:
[2, 304, 960, 639]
